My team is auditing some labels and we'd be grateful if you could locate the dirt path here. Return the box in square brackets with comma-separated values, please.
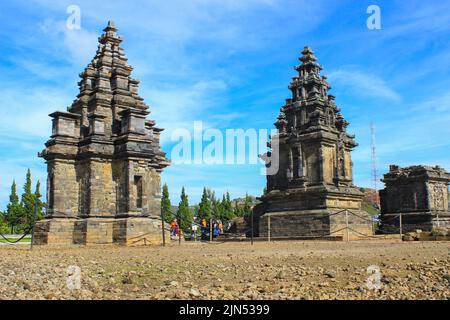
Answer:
[0, 241, 449, 300]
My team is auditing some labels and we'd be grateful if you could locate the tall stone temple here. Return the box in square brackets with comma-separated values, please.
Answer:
[34, 21, 170, 245]
[254, 47, 372, 239]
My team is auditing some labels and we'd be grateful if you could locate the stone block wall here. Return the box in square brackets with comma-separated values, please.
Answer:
[33, 219, 78, 246]
[259, 209, 372, 240]
[49, 160, 79, 218]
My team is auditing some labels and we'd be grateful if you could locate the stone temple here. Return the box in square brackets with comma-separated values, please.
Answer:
[34, 21, 170, 245]
[254, 47, 372, 239]
[379, 165, 450, 233]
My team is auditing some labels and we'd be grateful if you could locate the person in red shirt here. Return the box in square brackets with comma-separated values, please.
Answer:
[170, 219, 179, 237]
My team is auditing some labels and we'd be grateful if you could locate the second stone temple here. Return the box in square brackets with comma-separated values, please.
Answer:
[34, 22, 170, 245]
[254, 47, 372, 239]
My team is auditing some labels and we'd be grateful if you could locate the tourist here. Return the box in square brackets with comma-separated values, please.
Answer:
[213, 223, 220, 238]
[170, 219, 179, 237]
[191, 223, 198, 241]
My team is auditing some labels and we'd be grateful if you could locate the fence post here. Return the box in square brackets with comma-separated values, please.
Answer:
[160, 205, 166, 247]
[268, 215, 271, 243]
[399, 213, 403, 241]
[178, 213, 182, 246]
[210, 219, 213, 243]
[345, 210, 350, 242]
[371, 216, 375, 236]
[30, 204, 38, 250]
[251, 210, 254, 246]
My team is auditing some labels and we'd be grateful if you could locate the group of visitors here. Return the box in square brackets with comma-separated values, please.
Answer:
[169, 219, 183, 238]
[200, 218, 224, 240]
[169, 217, 226, 241]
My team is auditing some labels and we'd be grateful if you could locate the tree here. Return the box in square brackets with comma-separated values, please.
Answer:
[222, 192, 235, 221]
[21, 169, 35, 226]
[211, 196, 222, 220]
[34, 180, 44, 221]
[6, 180, 22, 233]
[198, 187, 212, 221]
[177, 187, 193, 234]
[233, 200, 243, 217]
[161, 183, 172, 223]
[242, 194, 254, 217]
[0, 211, 10, 234]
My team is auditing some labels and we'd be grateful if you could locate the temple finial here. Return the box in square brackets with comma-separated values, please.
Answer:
[104, 20, 117, 32]
[300, 46, 318, 64]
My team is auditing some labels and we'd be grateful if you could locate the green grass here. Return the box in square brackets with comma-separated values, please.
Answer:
[361, 201, 380, 217]
[0, 237, 31, 244]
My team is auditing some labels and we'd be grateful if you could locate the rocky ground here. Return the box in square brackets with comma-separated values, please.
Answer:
[0, 240, 449, 300]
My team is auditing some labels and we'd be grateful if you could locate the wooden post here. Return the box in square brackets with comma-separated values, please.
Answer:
[399, 213, 403, 241]
[268, 215, 271, 243]
[178, 212, 182, 246]
[251, 209, 254, 246]
[371, 216, 375, 236]
[160, 205, 166, 247]
[210, 219, 213, 243]
[345, 209, 350, 242]
[30, 204, 38, 250]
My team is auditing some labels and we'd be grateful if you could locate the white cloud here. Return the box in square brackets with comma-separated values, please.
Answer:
[39, 18, 98, 66]
[328, 66, 401, 102]
[0, 86, 70, 139]
[143, 80, 228, 144]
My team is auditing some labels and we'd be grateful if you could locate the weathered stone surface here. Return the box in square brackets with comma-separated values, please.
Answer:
[255, 47, 371, 239]
[379, 165, 450, 234]
[35, 21, 169, 246]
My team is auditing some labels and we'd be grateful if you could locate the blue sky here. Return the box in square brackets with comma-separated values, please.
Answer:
[0, 0, 449, 208]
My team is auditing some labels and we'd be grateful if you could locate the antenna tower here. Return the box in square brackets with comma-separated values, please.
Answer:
[370, 122, 380, 207]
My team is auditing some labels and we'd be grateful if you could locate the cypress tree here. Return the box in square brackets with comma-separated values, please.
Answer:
[198, 187, 212, 221]
[21, 169, 35, 226]
[233, 200, 243, 217]
[211, 196, 221, 220]
[6, 180, 22, 233]
[34, 180, 44, 220]
[178, 187, 193, 234]
[223, 191, 234, 220]
[161, 183, 172, 223]
[243, 194, 253, 217]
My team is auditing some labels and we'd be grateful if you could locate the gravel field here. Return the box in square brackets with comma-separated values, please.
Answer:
[0, 241, 449, 300]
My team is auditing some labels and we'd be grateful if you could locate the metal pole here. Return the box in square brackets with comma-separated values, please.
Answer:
[399, 213, 403, 241]
[30, 204, 38, 250]
[345, 209, 349, 243]
[160, 205, 166, 247]
[268, 215, 271, 243]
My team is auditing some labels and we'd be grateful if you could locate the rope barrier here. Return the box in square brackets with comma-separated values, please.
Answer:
[346, 209, 375, 222]
[380, 214, 401, 223]
[0, 225, 33, 244]
[347, 227, 385, 239]
[0, 210, 412, 246]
